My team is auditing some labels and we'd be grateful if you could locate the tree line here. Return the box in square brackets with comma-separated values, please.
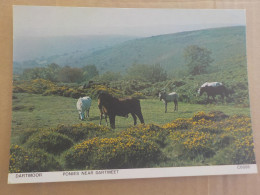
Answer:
[20, 63, 168, 84]
[20, 45, 213, 83]
[21, 64, 99, 83]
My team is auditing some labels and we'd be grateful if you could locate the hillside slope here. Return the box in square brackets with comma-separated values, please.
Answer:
[14, 26, 247, 75]
[77, 26, 246, 73]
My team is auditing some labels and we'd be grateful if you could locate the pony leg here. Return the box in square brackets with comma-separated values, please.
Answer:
[131, 113, 137, 125]
[99, 110, 103, 125]
[87, 109, 90, 118]
[135, 111, 145, 124]
[165, 102, 167, 113]
[221, 94, 224, 102]
[109, 114, 116, 129]
[174, 100, 178, 111]
[104, 114, 108, 126]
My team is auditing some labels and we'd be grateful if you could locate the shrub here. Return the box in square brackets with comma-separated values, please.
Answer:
[213, 133, 234, 148]
[9, 145, 28, 173]
[13, 85, 25, 93]
[166, 112, 255, 163]
[25, 130, 74, 154]
[170, 130, 215, 159]
[18, 129, 38, 144]
[232, 135, 256, 164]
[65, 135, 162, 170]
[192, 111, 212, 121]
[71, 91, 84, 99]
[53, 123, 111, 142]
[192, 111, 228, 122]
[13, 79, 86, 99]
[9, 145, 61, 173]
[30, 79, 57, 94]
[208, 111, 229, 121]
[63, 88, 76, 97]
[119, 124, 169, 147]
[162, 118, 193, 130]
[43, 86, 67, 96]
[86, 84, 123, 98]
[132, 92, 146, 99]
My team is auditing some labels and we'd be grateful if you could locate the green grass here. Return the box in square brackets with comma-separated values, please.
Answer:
[11, 93, 250, 143]
[10, 93, 255, 171]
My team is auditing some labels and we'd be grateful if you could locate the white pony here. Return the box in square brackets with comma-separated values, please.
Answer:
[159, 91, 178, 113]
[76, 96, 92, 120]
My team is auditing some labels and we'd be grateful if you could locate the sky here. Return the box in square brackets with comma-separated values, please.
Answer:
[13, 6, 246, 38]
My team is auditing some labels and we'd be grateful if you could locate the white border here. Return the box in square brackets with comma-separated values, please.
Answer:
[8, 164, 258, 184]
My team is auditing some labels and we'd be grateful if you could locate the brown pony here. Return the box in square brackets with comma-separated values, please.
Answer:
[98, 92, 144, 129]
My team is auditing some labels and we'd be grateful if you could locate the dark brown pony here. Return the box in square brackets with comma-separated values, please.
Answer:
[199, 85, 228, 102]
[98, 93, 144, 129]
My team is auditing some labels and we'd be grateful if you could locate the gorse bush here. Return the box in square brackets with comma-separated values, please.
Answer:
[9, 145, 61, 173]
[232, 135, 255, 164]
[65, 135, 161, 169]
[192, 111, 228, 122]
[170, 130, 215, 159]
[13, 79, 123, 99]
[9, 145, 28, 173]
[162, 118, 193, 130]
[85, 84, 123, 98]
[13, 79, 86, 99]
[164, 111, 255, 163]
[14, 67, 250, 105]
[119, 124, 169, 147]
[18, 129, 38, 144]
[25, 130, 74, 154]
[13, 79, 55, 94]
[53, 123, 111, 142]
[10, 111, 255, 172]
[18, 123, 111, 145]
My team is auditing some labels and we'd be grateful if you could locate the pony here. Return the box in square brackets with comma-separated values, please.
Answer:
[76, 96, 92, 120]
[159, 91, 178, 113]
[198, 82, 228, 102]
[98, 93, 144, 129]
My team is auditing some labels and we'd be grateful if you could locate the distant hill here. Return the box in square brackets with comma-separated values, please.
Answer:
[13, 35, 138, 73]
[14, 26, 247, 75]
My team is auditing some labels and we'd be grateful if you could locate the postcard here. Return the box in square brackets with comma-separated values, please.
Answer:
[8, 6, 257, 184]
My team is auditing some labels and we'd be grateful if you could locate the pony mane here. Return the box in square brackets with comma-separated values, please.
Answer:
[98, 92, 119, 103]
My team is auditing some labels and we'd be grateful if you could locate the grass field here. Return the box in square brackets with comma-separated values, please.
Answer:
[9, 92, 255, 172]
[11, 93, 250, 142]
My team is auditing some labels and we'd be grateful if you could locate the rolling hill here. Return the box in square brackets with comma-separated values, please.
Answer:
[13, 26, 247, 76]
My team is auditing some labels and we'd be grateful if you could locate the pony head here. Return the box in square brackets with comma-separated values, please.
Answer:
[159, 91, 166, 101]
[198, 86, 207, 96]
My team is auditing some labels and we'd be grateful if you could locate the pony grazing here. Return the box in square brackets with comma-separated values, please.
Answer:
[198, 82, 228, 102]
[98, 93, 144, 129]
[159, 91, 178, 113]
[76, 96, 92, 120]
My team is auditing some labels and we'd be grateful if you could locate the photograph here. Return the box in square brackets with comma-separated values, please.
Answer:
[8, 6, 257, 184]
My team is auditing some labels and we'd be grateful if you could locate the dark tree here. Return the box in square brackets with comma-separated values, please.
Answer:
[57, 66, 84, 83]
[98, 71, 122, 82]
[21, 63, 61, 82]
[184, 45, 214, 75]
[127, 64, 167, 83]
[82, 65, 99, 81]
